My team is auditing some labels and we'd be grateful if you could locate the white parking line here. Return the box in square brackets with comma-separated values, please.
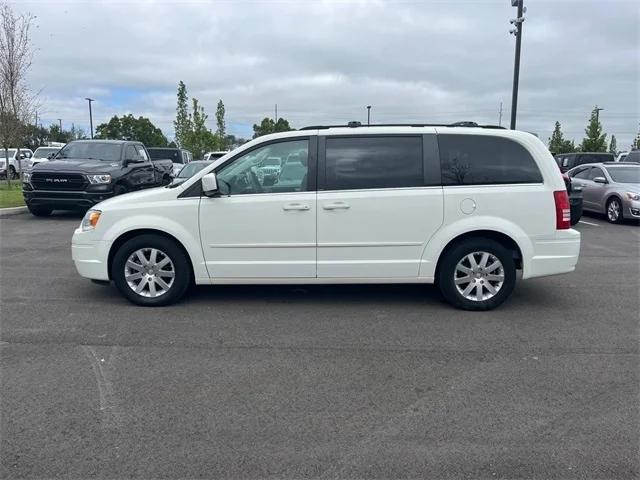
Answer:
[579, 220, 600, 226]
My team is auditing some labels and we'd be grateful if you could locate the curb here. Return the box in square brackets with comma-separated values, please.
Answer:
[0, 206, 28, 217]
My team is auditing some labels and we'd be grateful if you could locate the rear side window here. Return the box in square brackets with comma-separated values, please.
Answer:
[325, 136, 423, 190]
[439, 134, 543, 185]
[572, 167, 591, 179]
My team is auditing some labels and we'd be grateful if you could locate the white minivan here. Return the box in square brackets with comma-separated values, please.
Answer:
[72, 124, 580, 310]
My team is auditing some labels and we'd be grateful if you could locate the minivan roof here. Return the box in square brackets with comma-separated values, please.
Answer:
[300, 121, 505, 131]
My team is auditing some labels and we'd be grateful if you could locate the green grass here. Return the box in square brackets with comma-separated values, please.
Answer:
[0, 183, 25, 208]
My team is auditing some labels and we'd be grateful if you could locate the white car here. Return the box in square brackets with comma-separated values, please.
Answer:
[30, 146, 62, 167]
[1, 148, 34, 178]
[203, 151, 229, 161]
[72, 124, 580, 310]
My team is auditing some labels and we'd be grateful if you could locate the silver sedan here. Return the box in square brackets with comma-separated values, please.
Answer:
[568, 163, 640, 224]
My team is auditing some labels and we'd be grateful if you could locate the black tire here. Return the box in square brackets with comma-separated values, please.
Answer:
[27, 204, 52, 217]
[437, 237, 516, 311]
[606, 197, 624, 224]
[111, 234, 191, 306]
[9, 166, 18, 180]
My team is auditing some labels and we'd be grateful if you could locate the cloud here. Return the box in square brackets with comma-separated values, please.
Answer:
[14, 0, 640, 148]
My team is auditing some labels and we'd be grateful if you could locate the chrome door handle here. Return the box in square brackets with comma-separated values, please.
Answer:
[283, 203, 310, 211]
[323, 202, 350, 210]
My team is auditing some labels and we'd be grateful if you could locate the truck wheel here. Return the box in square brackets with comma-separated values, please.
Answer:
[437, 238, 516, 311]
[27, 205, 52, 217]
[112, 234, 191, 306]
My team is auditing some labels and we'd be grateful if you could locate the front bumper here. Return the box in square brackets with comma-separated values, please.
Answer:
[72, 228, 110, 280]
[525, 229, 581, 279]
[23, 184, 115, 210]
[624, 197, 640, 218]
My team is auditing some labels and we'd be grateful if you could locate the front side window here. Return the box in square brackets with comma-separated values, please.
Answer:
[135, 145, 149, 161]
[325, 136, 423, 190]
[572, 167, 591, 179]
[439, 134, 543, 185]
[217, 140, 309, 195]
[588, 167, 605, 180]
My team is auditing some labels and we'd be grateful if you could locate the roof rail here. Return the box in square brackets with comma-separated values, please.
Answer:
[299, 121, 506, 131]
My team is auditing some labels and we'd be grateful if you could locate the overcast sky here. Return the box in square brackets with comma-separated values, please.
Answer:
[12, 0, 640, 149]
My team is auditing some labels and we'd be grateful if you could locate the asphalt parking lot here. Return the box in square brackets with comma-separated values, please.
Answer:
[1, 212, 638, 479]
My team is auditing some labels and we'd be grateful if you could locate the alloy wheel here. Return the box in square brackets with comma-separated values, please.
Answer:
[124, 248, 176, 298]
[454, 251, 505, 302]
[607, 200, 621, 222]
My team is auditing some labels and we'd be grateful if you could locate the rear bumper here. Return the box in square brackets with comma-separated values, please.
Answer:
[524, 229, 581, 279]
[23, 187, 114, 210]
[72, 229, 110, 280]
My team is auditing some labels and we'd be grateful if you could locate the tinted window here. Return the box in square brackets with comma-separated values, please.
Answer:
[148, 148, 181, 162]
[605, 166, 640, 183]
[572, 167, 591, 179]
[579, 153, 615, 164]
[588, 167, 605, 180]
[439, 134, 542, 185]
[624, 151, 640, 163]
[325, 136, 423, 190]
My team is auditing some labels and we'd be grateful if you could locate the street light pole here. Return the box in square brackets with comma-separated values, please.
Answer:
[57, 118, 62, 131]
[509, 0, 525, 130]
[85, 98, 95, 139]
[366, 105, 371, 125]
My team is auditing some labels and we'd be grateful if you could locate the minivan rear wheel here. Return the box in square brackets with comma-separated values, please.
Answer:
[437, 238, 516, 311]
[112, 234, 191, 306]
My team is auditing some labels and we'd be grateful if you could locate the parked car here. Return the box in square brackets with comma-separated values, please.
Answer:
[622, 150, 640, 163]
[72, 123, 580, 310]
[203, 151, 229, 161]
[30, 146, 62, 167]
[171, 160, 213, 186]
[147, 147, 193, 176]
[555, 152, 615, 173]
[563, 172, 583, 225]
[616, 151, 629, 162]
[0, 148, 34, 178]
[567, 162, 640, 223]
[257, 156, 283, 185]
[23, 140, 174, 216]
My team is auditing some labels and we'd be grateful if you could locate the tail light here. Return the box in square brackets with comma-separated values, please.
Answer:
[553, 190, 571, 229]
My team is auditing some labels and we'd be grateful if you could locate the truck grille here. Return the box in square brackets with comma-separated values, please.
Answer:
[31, 172, 87, 191]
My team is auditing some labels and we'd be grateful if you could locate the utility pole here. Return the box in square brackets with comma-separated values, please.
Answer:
[85, 97, 95, 139]
[595, 106, 604, 124]
[509, 0, 525, 130]
[367, 105, 371, 125]
[57, 118, 62, 131]
[498, 102, 503, 126]
[34, 111, 38, 128]
[274, 104, 278, 123]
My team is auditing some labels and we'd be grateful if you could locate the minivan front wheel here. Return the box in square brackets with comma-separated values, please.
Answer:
[112, 234, 191, 306]
[438, 238, 516, 311]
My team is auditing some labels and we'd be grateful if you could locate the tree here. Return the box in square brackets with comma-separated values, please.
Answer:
[548, 121, 576, 154]
[173, 81, 190, 148]
[0, 2, 37, 184]
[95, 114, 168, 146]
[252, 117, 293, 138]
[631, 128, 640, 150]
[608, 135, 617, 155]
[580, 107, 607, 152]
[183, 98, 218, 159]
[215, 100, 226, 149]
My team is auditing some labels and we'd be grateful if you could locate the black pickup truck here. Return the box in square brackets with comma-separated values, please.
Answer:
[23, 140, 173, 216]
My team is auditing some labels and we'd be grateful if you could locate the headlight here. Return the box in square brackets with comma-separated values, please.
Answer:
[81, 209, 102, 231]
[87, 174, 112, 184]
[23, 171, 31, 183]
[626, 192, 640, 201]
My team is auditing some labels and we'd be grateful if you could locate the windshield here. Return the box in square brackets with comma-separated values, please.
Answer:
[33, 147, 59, 158]
[56, 142, 122, 161]
[178, 162, 209, 178]
[605, 166, 640, 184]
[1, 149, 17, 158]
[262, 157, 281, 166]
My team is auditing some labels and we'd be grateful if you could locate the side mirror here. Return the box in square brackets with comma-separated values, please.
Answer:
[201, 172, 219, 197]
[125, 157, 144, 165]
[593, 176, 607, 184]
